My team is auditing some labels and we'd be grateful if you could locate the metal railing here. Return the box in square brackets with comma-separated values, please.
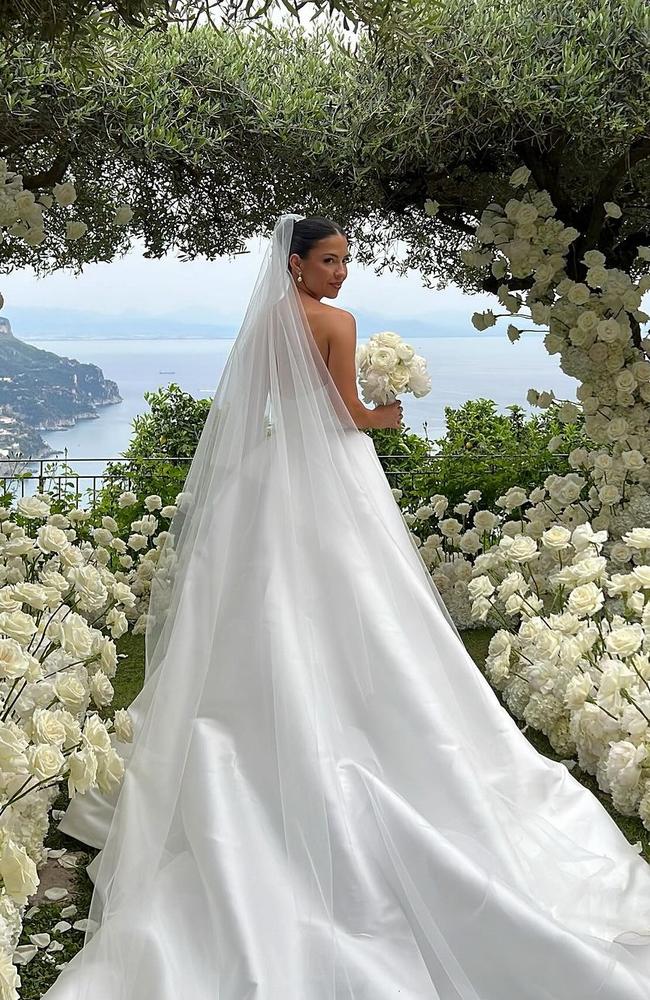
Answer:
[0, 449, 571, 508]
[0, 455, 193, 506]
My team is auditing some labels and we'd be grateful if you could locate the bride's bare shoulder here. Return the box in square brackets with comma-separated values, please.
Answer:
[313, 302, 356, 334]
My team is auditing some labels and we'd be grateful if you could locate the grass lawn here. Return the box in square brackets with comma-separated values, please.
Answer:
[18, 624, 650, 995]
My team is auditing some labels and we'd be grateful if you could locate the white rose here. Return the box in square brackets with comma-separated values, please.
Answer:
[502, 535, 539, 563]
[388, 370, 410, 393]
[118, 491, 138, 508]
[571, 523, 608, 552]
[497, 571, 527, 600]
[599, 484, 621, 506]
[372, 331, 402, 349]
[0, 638, 29, 680]
[623, 528, 650, 551]
[112, 203, 134, 226]
[605, 625, 644, 658]
[127, 533, 148, 552]
[621, 450, 645, 471]
[113, 708, 134, 743]
[105, 607, 128, 640]
[565, 673, 593, 709]
[541, 525, 572, 550]
[16, 495, 49, 519]
[52, 181, 77, 206]
[504, 593, 525, 616]
[567, 582, 604, 617]
[67, 747, 98, 796]
[35, 524, 70, 554]
[0, 835, 39, 902]
[369, 346, 398, 373]
[3, 535, 33, 558]
[68, 565, 108, 611]
[0, 610, 38, 646]
[606, 740, 646, 791]
[0, 723, 28, 772]
[609, 541, 632, 564]
[396, 344, 415, 364]
[89, 670, 114, 708]
[143, 494, 163, 512]
[27, 743, 65, 780]
[627, 592, 646, 615]
[471, 596, 491, 621]
[439, 518, 462, 537]
[31, 708, 67, 747]
[95, 747, 126, 794]
[82, 715, 112, 755]
[467, 575, 495, 600]
[501, 487, 528, 510]
[54, 674, 87, 714]
[473, 510, 499, 532]
[65, 220, 87, 241]
[458, 530, 481, 554]
[47, 613, 93, 658]
[11, 582, 49, 611]
[569, 555, 608, 585]
[112, 582, 136, 607]
[55, 708, 81, 748]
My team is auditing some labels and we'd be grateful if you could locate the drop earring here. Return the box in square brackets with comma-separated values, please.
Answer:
[297, 272, 303, 283]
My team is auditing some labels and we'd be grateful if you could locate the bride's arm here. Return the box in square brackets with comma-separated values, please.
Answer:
[326, 310, 382, 430]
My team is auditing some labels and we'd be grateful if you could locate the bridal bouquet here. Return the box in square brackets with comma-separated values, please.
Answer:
[356, 331, 431, 406]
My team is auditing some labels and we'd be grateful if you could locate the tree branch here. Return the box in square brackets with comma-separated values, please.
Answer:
[22, 150, 72, 191]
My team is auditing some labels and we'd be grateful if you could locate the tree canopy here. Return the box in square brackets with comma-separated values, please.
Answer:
[1, 0, 648, 300]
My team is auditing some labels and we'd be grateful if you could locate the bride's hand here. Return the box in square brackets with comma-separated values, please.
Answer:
[374, 399, 403, 429]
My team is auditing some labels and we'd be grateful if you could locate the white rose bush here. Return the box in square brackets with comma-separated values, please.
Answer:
[0, 489, 161, 994]
[466, 522, 650, 830]
[465, 166, 650, 535]
[356, 331, 432, 406]
[387, 167, 650, 834]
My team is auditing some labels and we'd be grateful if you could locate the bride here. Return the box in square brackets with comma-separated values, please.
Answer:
[42, 214, 650, 999]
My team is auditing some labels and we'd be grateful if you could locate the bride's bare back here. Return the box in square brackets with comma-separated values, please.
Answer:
[300, 298, 402, 431]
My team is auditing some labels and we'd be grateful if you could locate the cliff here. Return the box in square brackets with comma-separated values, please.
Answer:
[0, 317, 122, 461]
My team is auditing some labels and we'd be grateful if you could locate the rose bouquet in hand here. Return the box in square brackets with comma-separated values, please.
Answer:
[356, 331, 431, 405]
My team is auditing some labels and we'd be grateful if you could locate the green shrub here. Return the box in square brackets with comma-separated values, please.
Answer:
[94, 382, 212, 521]
[424, 398, 587, 508]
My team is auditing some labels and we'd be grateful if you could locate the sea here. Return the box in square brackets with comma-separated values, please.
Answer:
[12, 334, 578, 498]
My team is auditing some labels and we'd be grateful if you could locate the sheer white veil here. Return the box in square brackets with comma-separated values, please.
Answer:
[54, 212, 462, 999]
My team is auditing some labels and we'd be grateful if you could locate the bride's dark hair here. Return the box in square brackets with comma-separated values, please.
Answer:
[288, 216, 348, 268]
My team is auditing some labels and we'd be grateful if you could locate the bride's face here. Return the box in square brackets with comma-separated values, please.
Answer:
[293, 233, 351, 300]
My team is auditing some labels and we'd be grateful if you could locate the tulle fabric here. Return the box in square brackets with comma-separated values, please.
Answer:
[43, 215, 650, 999]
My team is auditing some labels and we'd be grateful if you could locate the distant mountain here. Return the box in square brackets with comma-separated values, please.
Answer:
[0, 316, 122, 462]
[3, 305, 517, 341]
[4, 307, 234, 340]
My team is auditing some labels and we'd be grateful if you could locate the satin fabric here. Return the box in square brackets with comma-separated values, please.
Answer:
[44, 428, 650, 1000]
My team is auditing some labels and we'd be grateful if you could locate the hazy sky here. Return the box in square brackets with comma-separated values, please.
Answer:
[0, 235, 498, 333]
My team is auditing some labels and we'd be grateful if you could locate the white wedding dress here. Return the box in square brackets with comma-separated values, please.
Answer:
[41, 216, 650, 1000]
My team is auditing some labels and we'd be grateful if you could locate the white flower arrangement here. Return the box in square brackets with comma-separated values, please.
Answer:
[0, 489, 163, 993]
[0, 158, 133, 310]
[467, 519, 650, 828]
[356, 331, 431, 406]
[463, 170, 650, 536]
[397, 456, 650, 631]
